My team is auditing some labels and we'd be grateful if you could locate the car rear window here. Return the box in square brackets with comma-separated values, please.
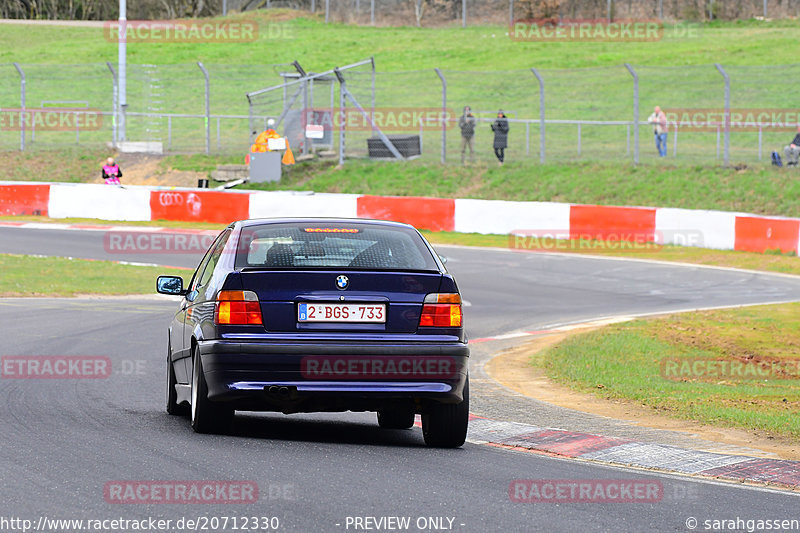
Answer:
[236, 222, 439, 271]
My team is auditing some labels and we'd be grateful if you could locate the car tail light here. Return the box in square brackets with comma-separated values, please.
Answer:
[214, 290, 263, 325]
[419, 293, 462, 328]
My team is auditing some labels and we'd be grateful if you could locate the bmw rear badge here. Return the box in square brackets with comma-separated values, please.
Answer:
[336, 275, 349, 290]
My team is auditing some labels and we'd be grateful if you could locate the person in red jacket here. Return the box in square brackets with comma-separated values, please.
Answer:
[102, 157, 122, 185]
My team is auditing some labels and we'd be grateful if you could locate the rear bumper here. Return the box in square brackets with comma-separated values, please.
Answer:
[197, 339, 469, 411]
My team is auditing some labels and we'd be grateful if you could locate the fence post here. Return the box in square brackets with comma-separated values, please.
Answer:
[462, 0, 466, 28]
[223, 0, 227, 16]
[764, 0, 767, 18]
[335, 70, 346, 166]
[714, 63, 730, 166]
[624, 63, 639, 164]
[509, 0, 514, 27]
[434, 68, 447, 164]
[371, 0, 375, 24]
[325, 0, 330, 23]
[13, 63, 25, 151]
[658, 0, 663, 18]
[198, 62, 210, 155]
[607, 0, 612, 22]
[370, 56, 376, 125]
[530, 68, 545, 163]
[758, 126, 762, 160]
[673, 126, 678, 156]
[106, 62, 118, 147]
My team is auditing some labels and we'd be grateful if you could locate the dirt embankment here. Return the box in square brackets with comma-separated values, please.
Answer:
[93, 154, 208, 188]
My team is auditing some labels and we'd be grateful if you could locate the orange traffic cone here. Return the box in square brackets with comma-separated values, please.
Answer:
[282, 143, 295, 165]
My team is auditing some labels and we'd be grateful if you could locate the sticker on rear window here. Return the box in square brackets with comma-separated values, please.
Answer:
[303, 228, 360, 233]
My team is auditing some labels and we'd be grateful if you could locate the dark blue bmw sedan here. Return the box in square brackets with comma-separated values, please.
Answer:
[157, 218, 469, 447]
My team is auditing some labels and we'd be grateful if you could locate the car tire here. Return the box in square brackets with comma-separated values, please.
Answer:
[166, 347, 189, 416]
[422, 377, 469, 448]
[190, 349, 233, 434]
[377, 407, 416, 429]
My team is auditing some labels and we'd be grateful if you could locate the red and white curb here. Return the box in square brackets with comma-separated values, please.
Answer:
[413, 415, 800, 489]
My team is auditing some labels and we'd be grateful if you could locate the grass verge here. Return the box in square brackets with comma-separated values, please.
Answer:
[0, 254, 189, 297]
[2, 216, 800, 276]
[535, 303, 800, 438]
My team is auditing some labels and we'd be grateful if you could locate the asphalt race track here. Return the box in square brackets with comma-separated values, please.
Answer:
[2, 225, 800, 532]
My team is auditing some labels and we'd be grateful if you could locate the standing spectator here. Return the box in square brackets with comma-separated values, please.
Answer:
[101, 157, 122, 185]
[458, 105, 476, 165]
[784, 126, 800, 167]
[491, 110, 509, 166]
[647, 106, 668, 157]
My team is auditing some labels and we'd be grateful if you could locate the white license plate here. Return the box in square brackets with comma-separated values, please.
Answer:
[298, 303, 386, 323]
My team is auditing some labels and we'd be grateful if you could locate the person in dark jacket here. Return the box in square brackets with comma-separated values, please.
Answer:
[458, 106, 476, 165]
[784, 126, 800, 166]
[491, 110, 509, 165]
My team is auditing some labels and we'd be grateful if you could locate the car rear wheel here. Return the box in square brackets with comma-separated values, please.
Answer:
[190, 350, 233, 434]
[166, 347, 189, 416]
[422, 377, 469, 448]
[377, 407, 416, 429]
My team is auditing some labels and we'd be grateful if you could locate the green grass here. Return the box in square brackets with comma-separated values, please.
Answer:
[242, 158, 800, 217]
[536, 303, 800, 437]
[2, 13, 800, 68]
[2, 12, 800, 158]
[0, 253, 189, 297]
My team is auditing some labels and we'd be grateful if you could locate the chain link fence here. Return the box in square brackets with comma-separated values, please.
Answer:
[1, 61, 798, 167]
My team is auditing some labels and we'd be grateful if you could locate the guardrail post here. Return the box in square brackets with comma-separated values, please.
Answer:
[715, 63, 730, 166]
[198, 62, 210, 155]
[13, 63, 25, 151]
[106, 62, 118, 147]
[530, 68, 545, 163]
[434, 68, 447, 164]
[624, 63, 639, 164]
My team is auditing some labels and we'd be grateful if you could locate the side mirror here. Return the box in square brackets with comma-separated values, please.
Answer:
[438, 255, 448, 265]
[156, 275, 187, 296]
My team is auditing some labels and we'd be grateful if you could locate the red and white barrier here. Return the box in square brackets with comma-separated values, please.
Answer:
[1, 181, 799, 256]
